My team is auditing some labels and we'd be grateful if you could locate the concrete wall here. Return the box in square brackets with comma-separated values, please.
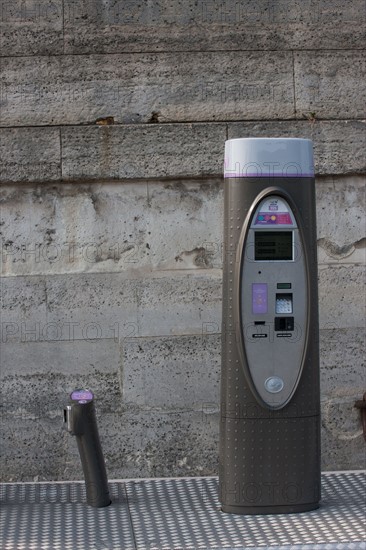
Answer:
[0, 0, 365, 481]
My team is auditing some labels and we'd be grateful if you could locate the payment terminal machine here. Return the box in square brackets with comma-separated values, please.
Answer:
[220, 138, 320, 514]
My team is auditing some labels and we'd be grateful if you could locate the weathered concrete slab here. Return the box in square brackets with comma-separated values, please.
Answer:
[2, 260, 364, 343]
[123, 335, 220, 408]
[1, 176, 364, 277]
[228, 120, 366, 175]
[318, 265, 365, 329]
[320, 328, 366, 394]
[0, 128, 61, 183]
[1, 403, 219, 481]
[0, 122, 364, 185]
[0, 338, 122, 480]
[317, 241, 366, 267]
[3, 0, 364, 58]
[63, 0, 366, 53]
[0, 417, 68, 481]
[0, 339, 121, 412]
[0, 180, 223, 276]
[0, 274, 137, 343]
[294, 51, 366, 120]
[320, 366, 366, 406]
[0, 181, 153, 276]
[143, 179, 223, 272]
[0, 51, 294, 126]
[45, 271, 221, 339]
[321, 396, 365, 471]
[0, 181, 152, 276]
[136, 273, 222, 337]
[64, 121, 366, 181]
[94, 407, 219, 480]
[0, 0, 63, 56]
[320, 327, 365, 470]
[316, 176, 366, 265]
[44, 273, 139, 341]
[0, 334, 219, 481]
[1, 270, 221, 342]
[0, 276, 48, 342]
[61, 124, 226, 180]
[321, 435, 365, 472]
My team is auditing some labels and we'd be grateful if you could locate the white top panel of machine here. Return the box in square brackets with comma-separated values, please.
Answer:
[224, 138, 314, 178]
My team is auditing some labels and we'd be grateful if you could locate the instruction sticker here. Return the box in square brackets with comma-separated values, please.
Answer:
[252, 283, 268, 314]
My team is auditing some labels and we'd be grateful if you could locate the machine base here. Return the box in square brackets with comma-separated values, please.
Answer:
[222, 501, 320, 515]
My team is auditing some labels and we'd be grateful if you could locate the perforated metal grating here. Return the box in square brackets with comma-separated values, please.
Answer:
[1, 471, 365, 549]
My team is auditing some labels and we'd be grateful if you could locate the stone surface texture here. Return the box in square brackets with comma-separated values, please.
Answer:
[0, 0, 365, 481]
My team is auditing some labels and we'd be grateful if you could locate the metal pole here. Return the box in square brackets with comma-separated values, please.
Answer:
[64, 389, 111, 508]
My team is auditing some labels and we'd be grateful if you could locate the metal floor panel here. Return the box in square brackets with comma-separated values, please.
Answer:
[1, 472, 365, 550]
[0, 482, 136, 550]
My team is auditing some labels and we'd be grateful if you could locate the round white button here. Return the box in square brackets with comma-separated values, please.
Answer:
[265, 376, 284, 393]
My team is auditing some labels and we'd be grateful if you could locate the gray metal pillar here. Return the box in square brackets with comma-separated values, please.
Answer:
[220, 138, 321, 514]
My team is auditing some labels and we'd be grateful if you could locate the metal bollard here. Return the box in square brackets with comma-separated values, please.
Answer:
[64, 389, 111, 507]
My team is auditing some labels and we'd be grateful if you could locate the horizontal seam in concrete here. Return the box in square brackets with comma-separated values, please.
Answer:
[0, 171, 364, 188]
[0, 337, 121, 345]
[1, 47, 365, 60]
[123, 333, 222, 339]
[0, 175, 366, 188]
[1, 117, 366, 130]
[318, 262, 366, 267]
[0, 268, 223, 279]
[0, 176, 223, 187]
[0, 174, 364, 188]
[0, 122, 227, 130]
[320, 329, 366, 334]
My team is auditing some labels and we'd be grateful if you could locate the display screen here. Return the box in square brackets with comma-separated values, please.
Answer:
[252, 283, 268, 314]
[255, 231, 293, 261]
